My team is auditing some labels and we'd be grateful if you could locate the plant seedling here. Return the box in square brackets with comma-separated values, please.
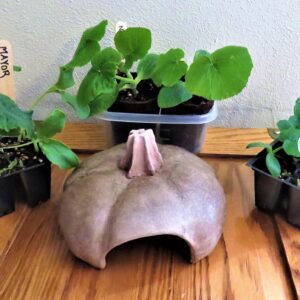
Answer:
[33, 20, 253, 119]
[0, 40, 79, 175]
[248, 98, 300, 183]
[0, 92, 79, 174]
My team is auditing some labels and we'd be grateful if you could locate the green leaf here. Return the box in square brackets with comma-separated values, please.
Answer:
[277, 120, 293, 131]
[247, 142, 272, 151]
[266, 152, 281, 177]
[158, 82, 192, 108]
[193, 50, 210, 62]
[55, 66, 75, 89]
[277, 120, 294, 142]
[277, 120, 300, 144]
[13, 65, 22, 72]
[294, 97, 300, 119]
[36, 109, 66, 138]
[288, 116, 300, 129]
[137, 53, 159, 80]
[0, 94, 35, 138]
[91, 47, 121, 78]
[67, 41, 100, 68]
[59, 91, 90, 119]
[66, 20, 108, 68]
[89, 87, 118, 115]
[283, 139, 300, 157]
[0, 128, 20, 137]
[39, 139, 80, 169]
[77, 48, 121, 108]
[152, 48, 188, 87]
[77, 69, 117, 106]
[114, 27, 152, 69]
[185, 46, 253, 100]
[82, 20, 108, 41]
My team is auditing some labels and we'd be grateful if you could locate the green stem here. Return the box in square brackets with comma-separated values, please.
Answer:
[126, 71, 133, 80]
[0, 141, 33, 150]
[115, 75, 136, 85]
[273, 146, 284, 154]
[30, 90, 49, 110]
[30, 86, 56, 110]
[119, 83, 132, 91]
[33, 141, 40, 153]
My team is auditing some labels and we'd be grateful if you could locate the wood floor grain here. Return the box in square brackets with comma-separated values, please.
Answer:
[276, 216, 300, 299]
[54, 123, 272, 157]
[0, 157, 296, 300]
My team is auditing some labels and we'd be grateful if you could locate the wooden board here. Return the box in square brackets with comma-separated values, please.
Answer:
[54, 123, 272, 156]
[0, 40, 15, 100]
[0, 156, 296, 299]
[276, 216, 300, 299]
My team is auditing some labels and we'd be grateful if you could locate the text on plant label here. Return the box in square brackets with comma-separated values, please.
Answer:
[0, 47, 10, 78]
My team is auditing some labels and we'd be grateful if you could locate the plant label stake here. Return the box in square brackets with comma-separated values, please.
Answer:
[0, 40, 15, 100]
[115, 21, 127, 32]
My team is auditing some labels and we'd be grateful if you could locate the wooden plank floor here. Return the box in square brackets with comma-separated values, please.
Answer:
[0, 155, 298, 300]
[54, 123, 272, 156]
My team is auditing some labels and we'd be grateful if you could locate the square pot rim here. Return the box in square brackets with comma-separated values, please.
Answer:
[97, 102, 218, 125]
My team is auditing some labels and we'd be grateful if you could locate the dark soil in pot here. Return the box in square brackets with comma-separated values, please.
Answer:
[0, 138, 51, 217]
[109, 78, 160, 144]
[109, 78, 160, 114]
[0, 138, 46, 174]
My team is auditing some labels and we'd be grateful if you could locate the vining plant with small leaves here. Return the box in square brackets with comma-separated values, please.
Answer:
[0, 91, 79, 171]
[247, 98, 300, 180]
[33, 20, 253, 120]
[0, 19, 254, 173]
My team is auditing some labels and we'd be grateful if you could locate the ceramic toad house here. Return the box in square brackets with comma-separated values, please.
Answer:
[59, 129, 226, 269]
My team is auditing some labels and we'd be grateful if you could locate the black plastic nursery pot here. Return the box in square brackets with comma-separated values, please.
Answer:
[247, 142, 300, 227]
[0, 147, 51, 217]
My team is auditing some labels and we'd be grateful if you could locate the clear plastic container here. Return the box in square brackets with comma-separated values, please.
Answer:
[99, 103, 218, 153]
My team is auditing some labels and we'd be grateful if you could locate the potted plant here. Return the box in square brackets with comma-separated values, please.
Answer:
[36, 20, 253, 153]
[0, 89, 79, 216]
[247, 98, 300, 227]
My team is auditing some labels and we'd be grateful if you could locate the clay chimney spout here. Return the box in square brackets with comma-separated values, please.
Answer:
[119, 129, 163, 178]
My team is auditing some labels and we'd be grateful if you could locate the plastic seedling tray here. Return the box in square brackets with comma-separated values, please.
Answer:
[247, 142, 300, 227]
[0, 155, 51, 217]
[99, 103, 218, 153]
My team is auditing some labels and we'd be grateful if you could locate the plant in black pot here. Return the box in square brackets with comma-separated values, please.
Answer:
[247, 98, 300, 227]
[37, 20, 253, 152]
[0, 92, 79, 217]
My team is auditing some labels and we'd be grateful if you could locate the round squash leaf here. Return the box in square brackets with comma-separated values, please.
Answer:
[89, 87, 119, 115]
[114, 27, 151, 69]
[77, 70, 116, 106]
[137, 53, 159, 81]
[152, 48, 188, 87]
[185, 46, 253, 100]
[158, 82, 192, 108]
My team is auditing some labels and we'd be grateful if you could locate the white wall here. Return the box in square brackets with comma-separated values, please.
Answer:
[1, 0, 300, 127]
